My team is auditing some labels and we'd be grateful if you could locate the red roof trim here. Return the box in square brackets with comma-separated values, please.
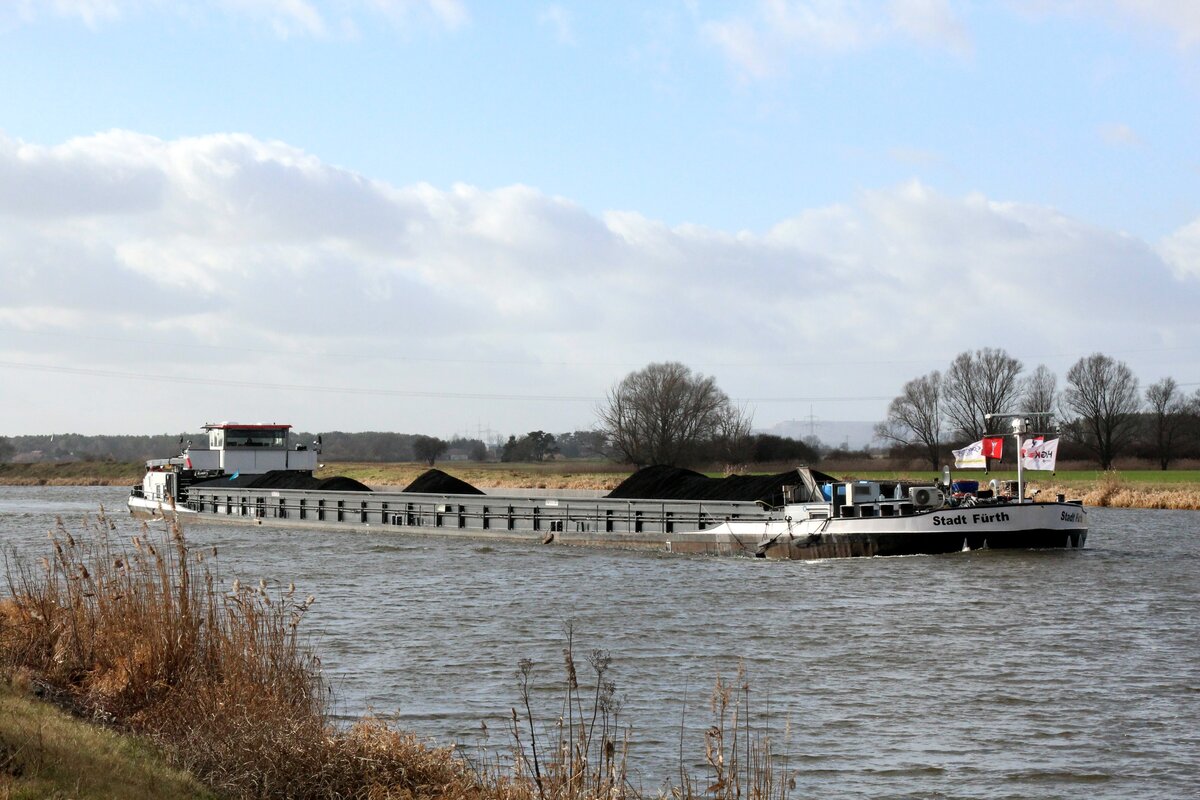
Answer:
[203, 423, 293, 430]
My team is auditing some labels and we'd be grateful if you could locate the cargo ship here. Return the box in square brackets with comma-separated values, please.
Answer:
[128, 421, 1088, 560]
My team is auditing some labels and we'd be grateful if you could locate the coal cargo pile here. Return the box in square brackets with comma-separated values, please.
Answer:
[402, 469, 486, 495]
[606, 465, 834, 506]
[313, 476, 374, 492]
[192, 471, 372, 492]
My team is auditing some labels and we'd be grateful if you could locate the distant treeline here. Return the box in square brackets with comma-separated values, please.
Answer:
[0, 431, 611, 464]
[0, 429, 824, 466]
[0, 433, 207, 464]
[0, 431, 487, 464]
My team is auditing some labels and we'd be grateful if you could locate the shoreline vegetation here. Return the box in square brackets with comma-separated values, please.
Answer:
[2, 460, 1200, 509]
[4, 459, 1200, 510]
[0, 514, 782, 799]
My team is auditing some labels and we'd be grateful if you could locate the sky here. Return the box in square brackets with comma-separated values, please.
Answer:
[1, 0, 1199, 441]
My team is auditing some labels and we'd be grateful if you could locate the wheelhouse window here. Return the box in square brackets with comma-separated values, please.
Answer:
[223, 428, 287, 448]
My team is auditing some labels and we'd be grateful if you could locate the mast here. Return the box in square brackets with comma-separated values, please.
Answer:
[1014, 420, 1024, 505]
[985, 411, 1053, 504]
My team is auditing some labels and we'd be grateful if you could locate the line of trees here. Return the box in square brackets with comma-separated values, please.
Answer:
[0, 431, 494, 466]
[877, 348, 1200, 469]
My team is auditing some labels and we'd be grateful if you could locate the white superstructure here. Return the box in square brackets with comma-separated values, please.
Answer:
[130, 422, 317, 515]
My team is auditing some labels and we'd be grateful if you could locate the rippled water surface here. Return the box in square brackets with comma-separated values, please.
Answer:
[2, 487, 1198, 798]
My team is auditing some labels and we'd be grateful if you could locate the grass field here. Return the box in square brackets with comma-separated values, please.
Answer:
[0, 679, 216, 800]
[319, 460, 635, 490]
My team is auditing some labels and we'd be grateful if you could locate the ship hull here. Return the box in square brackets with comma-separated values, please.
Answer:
[128, 484, 1087, 560]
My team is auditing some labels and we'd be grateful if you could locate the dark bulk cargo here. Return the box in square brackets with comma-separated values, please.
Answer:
[192, 472, 373, 492]
[606, 465, 839, 507]
[401, 469, 486, 495]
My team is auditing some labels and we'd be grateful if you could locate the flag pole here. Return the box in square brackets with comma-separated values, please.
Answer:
[1014, 420, 1024, 505]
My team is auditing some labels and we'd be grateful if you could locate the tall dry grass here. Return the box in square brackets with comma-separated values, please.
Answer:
[0, 510, 487, 799]
[0, 513, 794, 800]
[1030, 472, 1200, 509]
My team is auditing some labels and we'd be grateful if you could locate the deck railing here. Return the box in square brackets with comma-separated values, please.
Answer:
[183, 487, 772, 536]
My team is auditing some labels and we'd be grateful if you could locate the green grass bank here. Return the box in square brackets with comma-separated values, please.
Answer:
[0, 679, 216, 800]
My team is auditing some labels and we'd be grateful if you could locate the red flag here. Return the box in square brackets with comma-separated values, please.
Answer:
[981, 436, 1004, 460]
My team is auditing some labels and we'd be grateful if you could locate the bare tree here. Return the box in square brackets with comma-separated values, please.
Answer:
[1145, 377, 1188, 470]
[1061, 353, 1141, 469]
[875, 371, 942, 469]
[942, 348, 1024, 440]
[713, 402, 756, 466]
[1022, 364, 1058, 420]
[598, 362, 734, 467]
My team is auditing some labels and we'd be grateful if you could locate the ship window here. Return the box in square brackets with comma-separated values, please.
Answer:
[224, 428, 286, 448]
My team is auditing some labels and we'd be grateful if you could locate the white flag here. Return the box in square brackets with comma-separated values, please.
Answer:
[1021, 437, 1059, 471]
[953, 440, 986, 469]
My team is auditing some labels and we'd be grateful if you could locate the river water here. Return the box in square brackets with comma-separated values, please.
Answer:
[1, 486, 1197, 798]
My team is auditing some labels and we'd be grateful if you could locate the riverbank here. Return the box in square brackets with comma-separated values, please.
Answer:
[0, 461, 144, 485]
[3, 461, 1199, 509]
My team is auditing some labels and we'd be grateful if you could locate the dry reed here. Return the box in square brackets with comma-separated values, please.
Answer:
[0, 513, 794, 800]
[0, 510, 484, 799]
[1028, 472, 1200, 510]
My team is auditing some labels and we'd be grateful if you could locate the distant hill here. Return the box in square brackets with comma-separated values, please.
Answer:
[763, 419, 879, 451]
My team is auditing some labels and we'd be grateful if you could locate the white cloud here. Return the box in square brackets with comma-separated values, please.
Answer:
[6, 0, 468, 36]
[889, 0, 971, 52]
[538, 4, 574, 45]
[1, 130, 1197, 435]
[701, 0, 971, 79]
[364, 0, 469, 31]
[1112, 0, 1200, 47]
[1098, 122, 1143, 146]
[12, 0, 125, 27]
[220, 0, 326, 38]
[888, 146, 943, 166]
[1160, 217, 1200, 279]
[1012, 1, 1200, 49]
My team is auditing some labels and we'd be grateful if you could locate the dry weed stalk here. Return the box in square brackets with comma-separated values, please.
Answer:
[674, 663, 792, 800]
[502, 622, 632, 800]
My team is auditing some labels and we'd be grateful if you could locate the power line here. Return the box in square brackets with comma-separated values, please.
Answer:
[5, 326, 1200, 371]
[0, 359, 897, 404]
[0, 360, 599, 402]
